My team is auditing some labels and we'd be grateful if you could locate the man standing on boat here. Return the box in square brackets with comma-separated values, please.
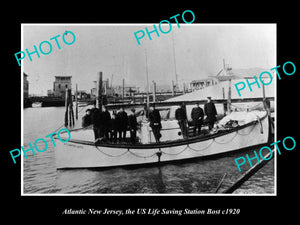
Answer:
[175, 103, 188, 139]
[117, 107, 128, 142]
[101, 105, 111, 142]
[128, 108, 139, 144]
[110, 111, 118, 143]
[149, 104, 162, 143]
[82, 109, 92, 128]
[90, 103, 102, 142]
[204, 97, 217, 130]
[191, 103, 204, 135]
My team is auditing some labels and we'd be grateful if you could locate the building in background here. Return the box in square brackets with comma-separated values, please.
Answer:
[23, 72, 32, 107]
[190, 60, 240, 92]
[190, 78, 219, 91]
[52, 76, 72, 98]
[23, 73, 29, 99]
[91, 79, 130, 98]
[76, 90, 90, 99]
[113, 85, 139, 97]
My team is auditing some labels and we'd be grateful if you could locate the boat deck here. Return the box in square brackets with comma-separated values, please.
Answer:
[59, 118, 261, 149]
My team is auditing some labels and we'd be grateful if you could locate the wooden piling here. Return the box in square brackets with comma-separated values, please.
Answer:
[172, 80, 175, 96]
[68, 89, 74, 127]
[75, 84, 78, 120]
[64, 89, 69, 127]
[64, 88, 75, 127]
[97, 72, 103, 110]
[227, 79, 232, 114]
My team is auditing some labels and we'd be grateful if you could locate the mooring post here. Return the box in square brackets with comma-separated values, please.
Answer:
[75, 83, 78, 120]
[67, 89, 74, 127]
[97, 72, 103, 110]
[64, 89, 69, 127]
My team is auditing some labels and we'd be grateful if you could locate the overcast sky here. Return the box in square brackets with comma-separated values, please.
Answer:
[22, 24, 276, 95]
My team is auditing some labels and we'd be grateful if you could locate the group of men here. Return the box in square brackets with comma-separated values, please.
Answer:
[82, 104, 139, 144]
[82, 96, 217, 144]
[148, 96, 218, 142]
[175, 97, 217, 139]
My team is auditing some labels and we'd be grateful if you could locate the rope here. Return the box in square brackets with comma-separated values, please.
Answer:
[95, 145, 129, 157]
[91, 117, 262, 159]
[187, 139, 214, 152]
[160, 145, 189, 156]
[213, 132, 238, 144]
[128, 149, 158, 158]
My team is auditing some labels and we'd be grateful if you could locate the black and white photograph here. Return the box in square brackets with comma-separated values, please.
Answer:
[4, 3, 299, 221]
[21, 23, 276, 195]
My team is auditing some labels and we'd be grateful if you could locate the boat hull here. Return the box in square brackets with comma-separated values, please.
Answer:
[55, 115, 269, 169]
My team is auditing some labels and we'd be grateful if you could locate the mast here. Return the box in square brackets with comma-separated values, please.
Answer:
[223, 59, 232, 114]
[75, 84, 78, 120]
[122, 78, 125, 99]
[172, 32, 178, 91]
[152, 80, 156, 103]
[172, 80, 175, 96]
[111, 74, 113, 88]
[145, 49, 150, 111]
[227, 79, 232, 114]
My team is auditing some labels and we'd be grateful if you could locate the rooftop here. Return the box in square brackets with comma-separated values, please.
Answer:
[55, 76, 72, 78]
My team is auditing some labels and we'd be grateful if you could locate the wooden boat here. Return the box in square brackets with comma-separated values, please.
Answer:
[55, 110, 270, 169]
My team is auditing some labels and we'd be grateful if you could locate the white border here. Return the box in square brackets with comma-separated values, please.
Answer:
[21, 23, 277, 196]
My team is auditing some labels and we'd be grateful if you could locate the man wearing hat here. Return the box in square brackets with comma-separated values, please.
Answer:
[175, 103, 188, 139]
[117, 106, 128, 142]
[204, 97, 217, 130]
[128, 108, 139, 144]
[191, 103, 204, 135]
[149, 104, 162, 143]
[82, 109, 92, 128]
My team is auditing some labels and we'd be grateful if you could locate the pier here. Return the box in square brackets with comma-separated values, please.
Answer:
[25, 96, 65, 107]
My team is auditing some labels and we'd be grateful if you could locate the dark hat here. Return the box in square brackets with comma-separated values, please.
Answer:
[207, 96, 212, 100]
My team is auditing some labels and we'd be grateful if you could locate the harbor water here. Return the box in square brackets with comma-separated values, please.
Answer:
[23, 106, 274, 194]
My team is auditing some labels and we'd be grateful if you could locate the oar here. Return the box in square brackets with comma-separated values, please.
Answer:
[215, 173, 227, 193]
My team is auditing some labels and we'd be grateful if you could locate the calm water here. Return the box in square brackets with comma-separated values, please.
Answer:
[23, 106, 274, 194]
